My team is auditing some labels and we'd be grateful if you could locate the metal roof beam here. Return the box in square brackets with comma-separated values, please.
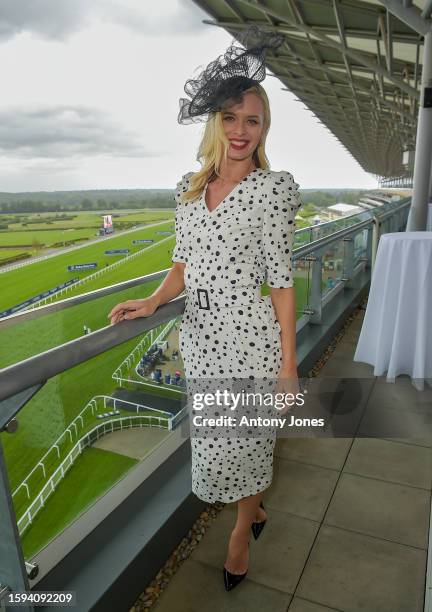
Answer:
[322, 59, 412, 79]
[287, 0, 361, 138]
[378, 12, 393, 74]
[194, 0, 422, 178]
[375, 37, 386, 97]
[220, 0, 246, 21]
[272, 50, 416, 123]
[234, 0, 420, 98]
[296, 0, 384, 18]
[333, 0, 354, 84]
[274, 58, 379, 94]
[286, 85, 372, 113]
[204, 19, 419, 75]
[387, 10, 394, 76]
[204, 20, 416, 124]
[331, 0, 372, 162]
[202, 18, 421, 42]
[287, 90, 362, 125]
[377, 0, 430, 35]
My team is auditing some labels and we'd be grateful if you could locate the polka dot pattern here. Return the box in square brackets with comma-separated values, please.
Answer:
[172, 168, 301, 503]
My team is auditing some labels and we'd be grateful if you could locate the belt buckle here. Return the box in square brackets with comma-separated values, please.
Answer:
[197, 288, 210, 310]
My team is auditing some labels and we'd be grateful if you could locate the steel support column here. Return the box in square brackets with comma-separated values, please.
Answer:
[407, 30, 432, 230]
[429, 153, 432, 197]
[427, 154, 432, 228]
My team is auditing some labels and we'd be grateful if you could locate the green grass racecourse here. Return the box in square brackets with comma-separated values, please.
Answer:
[0, 210, 172, 247]
[10, 399, 171, 519]
[0, 233, 311, 372]
[3, 210, 169, 232]
[20, 447, 138, 559]
[1, 213, 311, 559]
[1, 308, 167, 497]
[0, 228, 94, 247]
[0, 237, 177, 369]
[0, 248, 30, 262]
[1, 227, 182, 558]
[1, 296, 181, 558]
[0, 239, 180, 492]
[0, 217, 175, 312]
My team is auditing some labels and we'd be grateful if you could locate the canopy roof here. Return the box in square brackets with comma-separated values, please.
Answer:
[192, 0, 432, 183]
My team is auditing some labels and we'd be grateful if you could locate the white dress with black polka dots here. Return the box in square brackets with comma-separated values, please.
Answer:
[172, 167, 301, 503]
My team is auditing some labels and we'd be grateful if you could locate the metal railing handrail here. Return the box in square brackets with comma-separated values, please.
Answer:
[0, 200, 411, 331]
[0, 269, 169, 330]
[293, 196, 409, 230]
[0, 297, 184, 408]
[373, 199, 412, 221]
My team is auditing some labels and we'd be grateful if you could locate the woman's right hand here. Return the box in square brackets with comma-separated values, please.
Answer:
[108, 296, 159, 325]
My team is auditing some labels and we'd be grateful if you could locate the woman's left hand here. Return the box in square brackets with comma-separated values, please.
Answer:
[274, 364, 300, 416]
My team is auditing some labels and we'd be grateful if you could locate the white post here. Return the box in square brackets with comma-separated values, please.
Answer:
[407, 30, 432, 231]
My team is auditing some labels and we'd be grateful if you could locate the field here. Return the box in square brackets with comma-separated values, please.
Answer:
[0, 248, 29, 260]
[0, 207, 311, 560]
[0, 228, 94, 247]
[0, 210, 172, 246]
[21, 447, 139, 559]
[0, 217, 175, 312]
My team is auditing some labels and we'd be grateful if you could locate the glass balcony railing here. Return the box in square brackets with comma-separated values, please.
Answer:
[321, 237, 346, 297]
[4, 315, 187, 560]
[0, 197, 411, 602]
[0, 272, 168, 369]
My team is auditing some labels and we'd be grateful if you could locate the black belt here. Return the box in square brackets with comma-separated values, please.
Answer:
[186, 286, 262, 310]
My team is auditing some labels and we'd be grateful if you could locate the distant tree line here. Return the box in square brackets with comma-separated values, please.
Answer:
[0, 189, 176, 213]
[301, 189, 367, 208]
[0, 188, 368, 214]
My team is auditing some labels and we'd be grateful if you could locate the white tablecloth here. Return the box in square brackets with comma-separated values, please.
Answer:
[353, 231, 432, 391]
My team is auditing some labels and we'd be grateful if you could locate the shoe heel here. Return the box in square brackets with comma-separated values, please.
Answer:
[223, 542, 249, 591]
[251, 501, 267, 541]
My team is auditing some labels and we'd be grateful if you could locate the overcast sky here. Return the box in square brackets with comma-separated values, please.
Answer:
[0, 0, 376, 192]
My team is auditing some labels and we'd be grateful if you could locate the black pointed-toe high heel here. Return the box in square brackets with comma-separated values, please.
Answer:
[223, 542, 249, 591]
[251, 501, 267, 541]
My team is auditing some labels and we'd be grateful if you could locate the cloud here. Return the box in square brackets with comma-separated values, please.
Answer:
[0, 105, 154, 159]
[0, 0, 90, 42]
[0, 0, 205, 43]
[100, 0, 204, 36]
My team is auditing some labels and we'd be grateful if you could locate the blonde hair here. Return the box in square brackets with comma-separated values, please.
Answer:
[181, 83, 271, 203]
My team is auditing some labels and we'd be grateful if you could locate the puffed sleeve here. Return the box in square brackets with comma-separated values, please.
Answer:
[172, 173, 191, 264]
[262, 170, 302, 288]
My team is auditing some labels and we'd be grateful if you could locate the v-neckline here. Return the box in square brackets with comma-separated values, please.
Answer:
[202, 168, 259, 215]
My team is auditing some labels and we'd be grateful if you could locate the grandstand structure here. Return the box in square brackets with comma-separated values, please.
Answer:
[192, 0, 431, 229]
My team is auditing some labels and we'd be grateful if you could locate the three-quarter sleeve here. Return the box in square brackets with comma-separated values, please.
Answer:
[262, 170, 302, 288]
[172, 176, 187, 263]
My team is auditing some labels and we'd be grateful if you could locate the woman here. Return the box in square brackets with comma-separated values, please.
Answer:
[108, 26, 301, 592]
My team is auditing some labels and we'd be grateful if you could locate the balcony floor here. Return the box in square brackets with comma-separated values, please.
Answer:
[139, 308, 432, 612]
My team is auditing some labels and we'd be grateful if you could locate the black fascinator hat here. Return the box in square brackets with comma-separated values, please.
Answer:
[178, 24, 284, 125]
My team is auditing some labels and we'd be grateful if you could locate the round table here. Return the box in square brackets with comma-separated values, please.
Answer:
[353, 231, 432, 391]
